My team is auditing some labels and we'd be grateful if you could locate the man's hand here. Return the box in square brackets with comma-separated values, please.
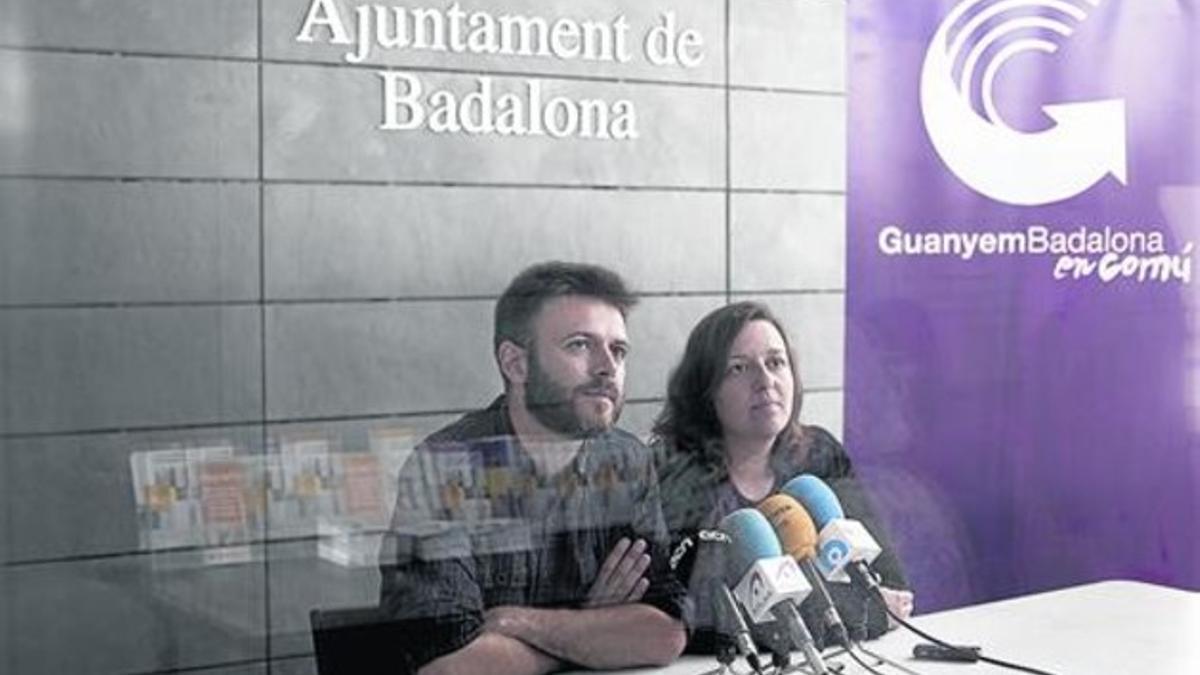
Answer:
[879, 587, 915, 630]
[480, 603, 686, 669]
[419, 626, 559, 675]
[483, 605, 524, 637]
[584, 537, 651, 608]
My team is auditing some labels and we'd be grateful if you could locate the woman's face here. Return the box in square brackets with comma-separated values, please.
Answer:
[713, 320, 795, 445]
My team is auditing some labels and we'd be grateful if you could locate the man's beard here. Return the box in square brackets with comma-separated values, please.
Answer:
[524, 354, 623, 438]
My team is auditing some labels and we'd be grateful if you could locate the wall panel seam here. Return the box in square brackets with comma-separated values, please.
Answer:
[0, 176, 846, 196]
[0, 44, 845, 97]
[1, 290, 845, 312]
[0, 391, 842, 442]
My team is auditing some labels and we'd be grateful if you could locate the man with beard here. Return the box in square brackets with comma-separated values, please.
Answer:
[378, 262, 687, 674]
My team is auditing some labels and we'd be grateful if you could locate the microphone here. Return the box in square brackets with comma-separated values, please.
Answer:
[718, 509, 829, 674]
[668, 528, 731, 580]
[758, 494, 851, 649]
[782, 475, 882, 589]
[672, 529, 763, 674]
[715, 584, 763, 673]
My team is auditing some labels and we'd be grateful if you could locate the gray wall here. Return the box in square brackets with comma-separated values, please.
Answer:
[0, 1, 847, 673]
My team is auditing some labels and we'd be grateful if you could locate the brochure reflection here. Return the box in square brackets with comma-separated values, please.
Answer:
[128, 427, 414, 568]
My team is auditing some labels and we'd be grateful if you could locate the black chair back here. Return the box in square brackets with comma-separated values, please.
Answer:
[310, 606, 415, 675]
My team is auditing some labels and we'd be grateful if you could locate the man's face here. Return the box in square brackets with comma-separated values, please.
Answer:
[521, 296, 629, 437]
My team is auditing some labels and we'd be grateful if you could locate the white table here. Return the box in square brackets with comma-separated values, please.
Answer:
[616, 580, 1199, 675]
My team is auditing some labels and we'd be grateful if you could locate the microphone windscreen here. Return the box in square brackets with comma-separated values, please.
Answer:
[757, 494, 818, 560]
[684, 533, 731, 637]
[718, 508, 782, 581]
[781, 475, 845, 528]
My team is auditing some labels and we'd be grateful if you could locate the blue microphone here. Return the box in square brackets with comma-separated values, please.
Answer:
[719, 509, 828, 674]
[781, 475, 844, 527]
[719, 509, 780, 576]
[782, 475, 883, 589]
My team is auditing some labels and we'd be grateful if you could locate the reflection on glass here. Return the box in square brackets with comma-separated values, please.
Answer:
[127, 426, 417, 569]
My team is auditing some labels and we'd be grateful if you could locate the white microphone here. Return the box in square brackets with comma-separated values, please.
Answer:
[730, 553, 811, 623]
[719, 508, 829, 674]
[816, 518, 883, 583]
[783, 475, 883, 588]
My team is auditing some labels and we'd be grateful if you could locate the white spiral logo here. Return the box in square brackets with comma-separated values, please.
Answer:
[749, 571, 767, 611]
[819, 539, 850, 573]
[920, 0, 1126, 205]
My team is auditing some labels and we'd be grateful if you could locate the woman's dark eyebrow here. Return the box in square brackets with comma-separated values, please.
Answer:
[728, 348, 785, 360]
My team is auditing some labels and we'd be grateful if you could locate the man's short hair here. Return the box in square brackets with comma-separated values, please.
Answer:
[493, 262, 637, 354]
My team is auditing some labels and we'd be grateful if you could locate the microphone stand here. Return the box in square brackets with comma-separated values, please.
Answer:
[837, 562, 926, 675]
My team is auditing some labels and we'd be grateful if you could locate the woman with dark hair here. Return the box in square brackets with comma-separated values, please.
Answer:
[652, 301, 912, 651]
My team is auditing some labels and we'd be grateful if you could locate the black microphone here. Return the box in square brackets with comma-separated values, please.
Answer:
[719, 509, 828, 675]
[672, 529, 763, 674]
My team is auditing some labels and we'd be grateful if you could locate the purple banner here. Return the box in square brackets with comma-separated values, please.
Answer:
[847, 1, 1198, 611]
